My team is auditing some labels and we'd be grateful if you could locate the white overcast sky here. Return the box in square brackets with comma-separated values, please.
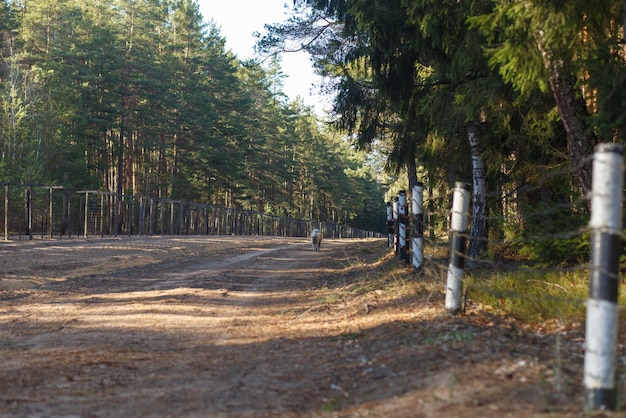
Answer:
[196, 0, 328, 114]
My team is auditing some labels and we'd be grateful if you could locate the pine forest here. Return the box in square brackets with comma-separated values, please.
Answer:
[0, 0, 385, 233]
[3, 0, 626, 265]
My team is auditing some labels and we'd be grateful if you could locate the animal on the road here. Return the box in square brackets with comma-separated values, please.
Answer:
[311, 228, 322, 251]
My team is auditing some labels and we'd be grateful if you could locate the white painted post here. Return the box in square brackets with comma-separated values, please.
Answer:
[49, 187, 54, 239]
[584, 143, 624, 411]
[386, 202, 394, 248]
[411, 182, 424, 271]
[392, 196, 399, 254]
[445, 182, 471, 315]
[398, 190, 408, 262]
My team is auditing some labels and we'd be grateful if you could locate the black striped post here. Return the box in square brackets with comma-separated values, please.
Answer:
[411, 182, 424, 272]
[445, 182, 471, 315]
[392, 196, 399, 254]
[584, 143, 624, 411]
[386, 202, 394, 248]
[398, 190, 408, 262]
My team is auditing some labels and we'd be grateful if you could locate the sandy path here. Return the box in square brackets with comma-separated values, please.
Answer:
[0, 236, 367, 417]
[0, 236, 587, 417]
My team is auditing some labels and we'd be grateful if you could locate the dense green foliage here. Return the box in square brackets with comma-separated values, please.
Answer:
[259, 0, 626, 265]
[0, 0, 385, 232]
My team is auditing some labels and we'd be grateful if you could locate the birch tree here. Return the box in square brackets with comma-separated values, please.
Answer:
[466, 123, 487, 263]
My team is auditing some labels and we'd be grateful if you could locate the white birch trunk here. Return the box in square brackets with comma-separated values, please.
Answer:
[467, 123, 488, 267]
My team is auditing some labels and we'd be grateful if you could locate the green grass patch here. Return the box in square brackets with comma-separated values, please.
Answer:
[420, 330, 475, 345]
[468, 268, 593, 323]
[338, 330, 364, 341]
[323, 291, 342, 305]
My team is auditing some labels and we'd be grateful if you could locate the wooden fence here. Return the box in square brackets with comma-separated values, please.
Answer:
[1, 185, 381, 241]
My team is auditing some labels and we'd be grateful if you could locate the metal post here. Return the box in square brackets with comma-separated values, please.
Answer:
[445, 182, 471, 315]
[67, 191, 72, 239]
[179, 202, 184, 235]
[139, 197, 145, 236]
[4, 185, 9, 241]
[27, 187, 33, 240]
[107, 193, 113, 235]
[411, 182, 424, 272]
[584, 143, 624, 411]
[114, 192, 120, 237]
[159, 199, 165, 235]
[83, 192, 89, 238]
[127, 197, 133, 236]
[170, 201, 175, 235]
[99, 193, 104, 237]
[149, 198, 155, 236]
[49, 187, 54, 239]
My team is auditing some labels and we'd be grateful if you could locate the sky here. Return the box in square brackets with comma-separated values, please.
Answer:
[196, 0, 329, 114]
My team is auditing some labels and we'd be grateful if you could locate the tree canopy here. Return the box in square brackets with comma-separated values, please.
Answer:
[258, 0, 626, 265]
[0, 0, 385, 232]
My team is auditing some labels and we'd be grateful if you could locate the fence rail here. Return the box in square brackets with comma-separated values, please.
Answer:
[1, 185, 381, 241]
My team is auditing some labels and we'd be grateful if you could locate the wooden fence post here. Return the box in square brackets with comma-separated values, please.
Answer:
[584, 143, 624, 411]
[386, 202, 393, 248]
[398, 190, 408, 263]
[445, 182, 470, 315]
[411, 182, 424, 272]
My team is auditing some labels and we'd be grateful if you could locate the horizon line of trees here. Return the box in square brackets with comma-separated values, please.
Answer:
[0, 0, 386, 233]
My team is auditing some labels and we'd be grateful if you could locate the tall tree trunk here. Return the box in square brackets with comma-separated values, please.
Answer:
[536, 38, 594, 197]
[546, 70, 593, 196]
[467, 123, 488, 267]
[116, 100, 125, 236]
[407, 157, 418, 194]
[623, 0, 626, 44]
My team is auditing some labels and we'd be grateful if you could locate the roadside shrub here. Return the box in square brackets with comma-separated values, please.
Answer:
[516, 203, 589, 267]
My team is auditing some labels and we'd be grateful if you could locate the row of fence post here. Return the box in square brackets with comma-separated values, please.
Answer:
[445, 182, 471, 315]
[429, 143, 623, 412]
[386, 183, 425, 272]
[385, 144, 623, 411]
[1, 188, 380, 241]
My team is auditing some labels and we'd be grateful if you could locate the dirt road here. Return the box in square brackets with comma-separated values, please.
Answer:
[0, 236, 589, 417]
